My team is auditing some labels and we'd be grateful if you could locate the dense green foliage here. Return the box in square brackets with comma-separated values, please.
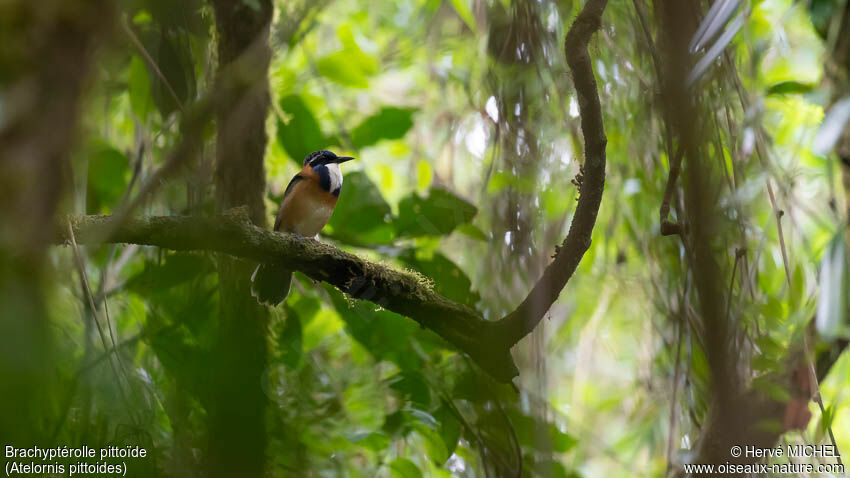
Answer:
[2, 0, 849, 476]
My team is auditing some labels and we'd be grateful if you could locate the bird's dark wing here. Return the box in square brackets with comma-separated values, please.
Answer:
[274, 174, 304, 231]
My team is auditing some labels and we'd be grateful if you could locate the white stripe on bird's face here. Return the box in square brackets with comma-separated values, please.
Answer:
[326, 163, 343, 193]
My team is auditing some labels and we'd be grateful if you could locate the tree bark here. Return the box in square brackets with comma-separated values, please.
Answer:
[205, 0, 273, 475]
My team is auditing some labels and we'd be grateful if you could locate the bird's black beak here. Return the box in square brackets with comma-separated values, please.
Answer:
[334, 156, 355, 164]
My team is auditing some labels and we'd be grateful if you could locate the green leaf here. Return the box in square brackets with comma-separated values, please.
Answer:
[434, 405, 462, 459]
[752, 375, 791, 402]
[351, 107, 417, 149]
[128, 56, 152, 121]
[413, 423, 449, 465]
[86, 145, 129, 214]
[388, 371, 431, 408]
[755, 336, 785, 363]
[348, 431, 391, 452]
[416, 160, 433, 190]
[455, 223, 488, 241]
[399, 251, 479, 306]
[506, 411, 577, 453]
[389, 458, 422, 478]
[394, 187, 477, 237]
[145, 28, 196, 117]
[327, 171, 394, 245]
[531, 459, 574, 478]
[317, 51, 372, 88]
[125, 253, 215, 296]
[137, 0, 205, 33]
[276, 94, 327, 164]
[316, 25, 379, 89]
[766, 81, 814, 96]
[325, 286, 421, 370]
[449, 0, 477, 31]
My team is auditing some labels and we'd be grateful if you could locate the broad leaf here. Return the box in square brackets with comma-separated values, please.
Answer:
[86, 145, 129, 214]
[394, 187, 477, 237]
[128, 55, 153, 121]
[276, 94, 327, 164]
[316, 25, 378, 88]
[351, 107, 417, 149]
[389, 458, 422, 478]
[327, 171, 394, 245]
[399, 251, 479, 306]
[325, 286, 421, 370]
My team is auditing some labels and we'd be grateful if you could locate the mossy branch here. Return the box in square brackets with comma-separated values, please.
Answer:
[58, 211, 519, 381]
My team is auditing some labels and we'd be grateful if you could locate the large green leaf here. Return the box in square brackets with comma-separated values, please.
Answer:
[86, 145, 129, 214]
[351, 107, 417, 149]
[317, 51, 372, 89]
[141, 28, 196, 117]
[449, 0, 477, 31]
[128, 55, 152, 121]
[434, 404, 462, 460]
[276, 94, 327, 164]
[394, 187, 477, 237]
[125, 253, 215, 296]
[316, 25, 378, 88]
[389, 458, 422, 478]
[400, 251, 479, 307]
[388, 370, 431, 408]
[325, 286, 421, 370]
[326, 171, 394, 245]
[413, 423, 449, 465]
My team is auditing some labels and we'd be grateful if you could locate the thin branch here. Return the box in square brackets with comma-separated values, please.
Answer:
[66, 221, 134, 413]
[498, 0, 608, 346]
[122, 17, 184, 112]
[664, 317, 684, 472]
[804, 334, 844, 465]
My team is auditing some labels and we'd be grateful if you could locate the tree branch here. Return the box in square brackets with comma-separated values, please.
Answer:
[498, 0, 608, 345]
[59, 211, 520, 381]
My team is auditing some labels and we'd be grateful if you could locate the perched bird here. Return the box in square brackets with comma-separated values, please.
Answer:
[252, 150, 355, 305]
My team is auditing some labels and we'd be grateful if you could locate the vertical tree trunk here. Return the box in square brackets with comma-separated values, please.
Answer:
[0, 0, 111, 445]
[206, 1, 273, 475]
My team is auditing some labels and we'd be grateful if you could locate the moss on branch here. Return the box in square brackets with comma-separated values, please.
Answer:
[59, 210, 519, 382]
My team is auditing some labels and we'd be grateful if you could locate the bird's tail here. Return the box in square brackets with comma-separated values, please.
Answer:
[251, 263, 292, 306]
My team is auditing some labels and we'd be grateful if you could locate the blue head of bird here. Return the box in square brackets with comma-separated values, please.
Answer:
[302, 150, 355, 196]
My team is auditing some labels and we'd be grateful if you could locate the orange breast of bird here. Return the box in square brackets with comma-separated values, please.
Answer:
[275, 166, 339, 237]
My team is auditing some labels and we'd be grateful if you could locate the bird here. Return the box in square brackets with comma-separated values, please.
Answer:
[251, 150, 355, 306]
